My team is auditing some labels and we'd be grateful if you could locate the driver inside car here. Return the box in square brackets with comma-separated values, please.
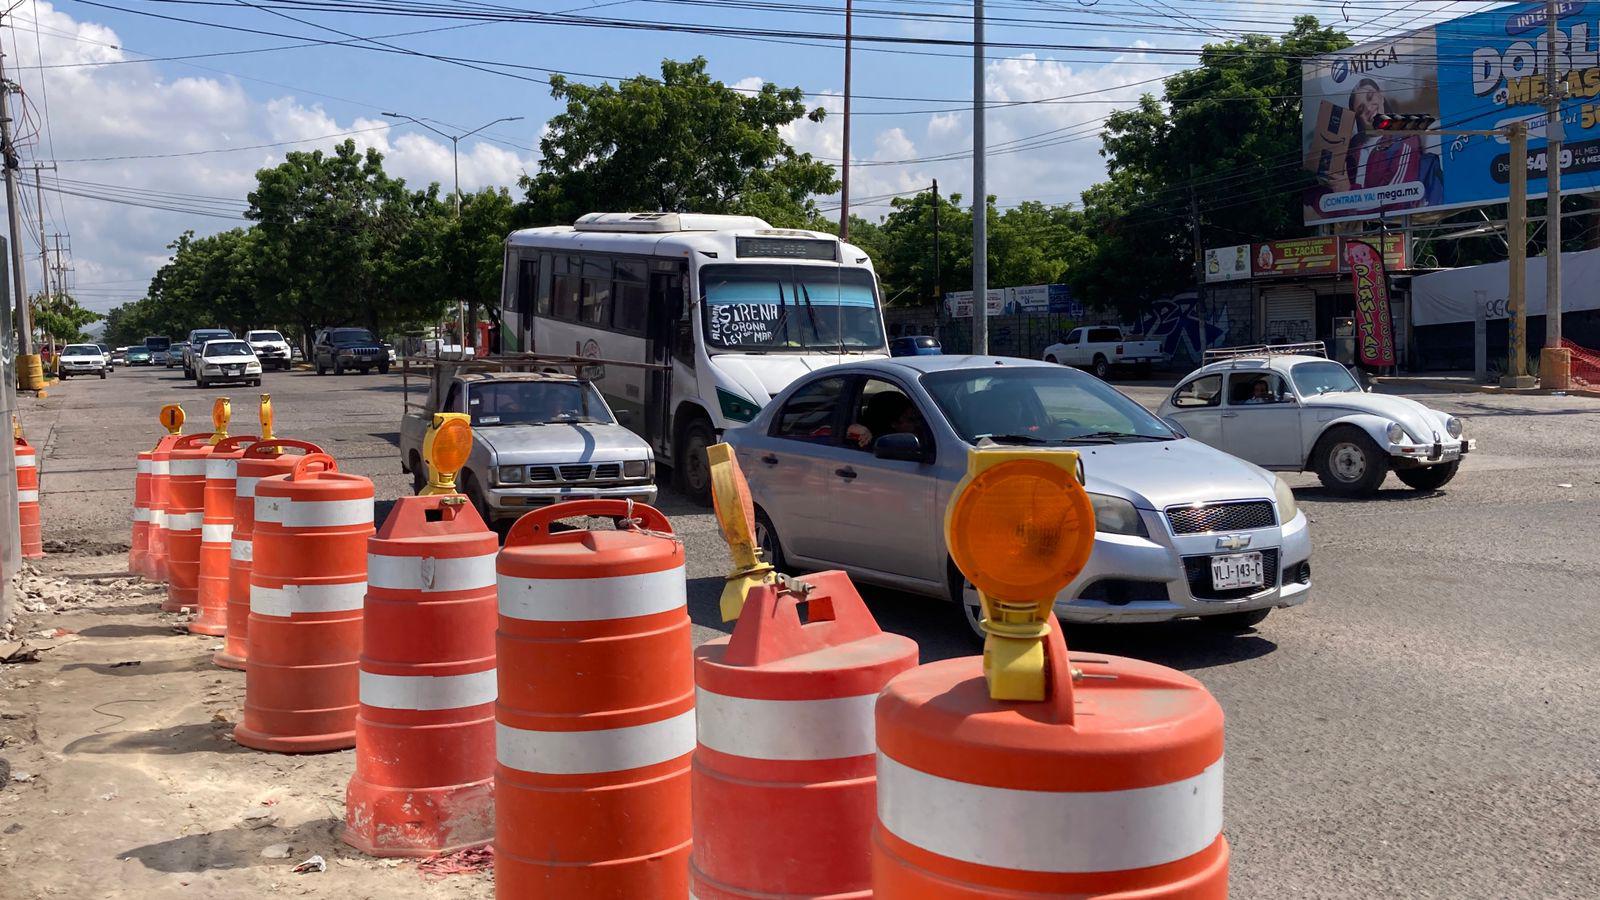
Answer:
[847, 391, 925, 449]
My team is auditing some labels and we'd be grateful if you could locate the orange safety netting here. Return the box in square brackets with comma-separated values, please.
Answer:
[1561, 339, 1600, 387]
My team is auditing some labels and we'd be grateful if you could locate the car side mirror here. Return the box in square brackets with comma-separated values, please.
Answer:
[874, 432, 927, 462]
[615, 409, 633, 426]
[1161, 417, 1188, 438]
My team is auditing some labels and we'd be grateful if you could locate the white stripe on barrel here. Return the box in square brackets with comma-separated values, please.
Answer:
[169, 459, 207, 477]
[360, 669, 498, 710]
[695, 689, 878, 761]
[152, 460, 170, 477]
[150, 509, 168, 527]
[15, 453, 36, 470]
[369, 552, 497, 593]
[202, 523, 233, 543]
[230, 539, 253, 562]
[496, 709, 696, 776]
[205, 458, 239, 480]
[132, 507, 151, 522]
[166, 511, 205, 532]
[254, 496, 372, 528]
[251, 581, 367, 616]
[497, 566, 686, 622]
[137, 459, 152, 474]
[876, 754, 1224, 875]
[235, 476, 260, 499]
[17, 489, 39, 503]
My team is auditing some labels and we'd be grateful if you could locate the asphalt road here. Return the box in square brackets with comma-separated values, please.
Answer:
[13, 363, 1600, 898]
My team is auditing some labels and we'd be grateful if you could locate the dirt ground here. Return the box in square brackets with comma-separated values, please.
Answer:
[0, 551, 493, 899]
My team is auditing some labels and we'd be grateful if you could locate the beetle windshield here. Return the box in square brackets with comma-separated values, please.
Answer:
[922, 367, 1176, 445]
[1291, 361, 1361, 395]
[468, 381, 614, 427]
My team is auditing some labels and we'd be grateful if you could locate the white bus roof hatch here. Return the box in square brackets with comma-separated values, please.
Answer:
[572, 212, 773, 233]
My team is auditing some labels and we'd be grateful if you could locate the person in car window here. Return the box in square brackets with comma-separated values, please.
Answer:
[847, 392, 924, 449]
[1244, 380, 1273, 404]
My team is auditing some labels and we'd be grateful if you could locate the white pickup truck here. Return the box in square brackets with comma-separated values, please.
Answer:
[1042, 326, 1166, 379]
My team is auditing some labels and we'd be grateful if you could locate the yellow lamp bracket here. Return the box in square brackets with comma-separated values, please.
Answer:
[259, 394, 275, 441]
[158, 404, 186, 441]
[208, 397, 232, 445]
[11, 414, 21, 441]
[421, 413, 473, 496]
[707, 442, 778, 621]
[945, 448, 1096, 703]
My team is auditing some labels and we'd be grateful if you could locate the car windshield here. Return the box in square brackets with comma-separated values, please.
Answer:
[193, 331, 230, 342]
[331, 329, 376, 345]
[144, 337, 170, 350]
[467, 381, 613, 427]
[249, 331, 284, 342]
[701, 264, 885, 352]
[1291, 361, 1361, 395]
[205, 341, 253, 357]
[64, 344, 99, 356]
[922, 367, 1177, 445]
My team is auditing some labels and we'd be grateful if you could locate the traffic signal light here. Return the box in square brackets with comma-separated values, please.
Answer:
[1373, 113, 1435, 132]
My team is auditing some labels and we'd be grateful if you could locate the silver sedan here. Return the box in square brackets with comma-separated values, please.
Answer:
[724, 355, 1312, 638]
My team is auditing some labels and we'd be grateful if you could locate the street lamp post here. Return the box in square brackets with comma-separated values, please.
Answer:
[381, 113, 525, 215]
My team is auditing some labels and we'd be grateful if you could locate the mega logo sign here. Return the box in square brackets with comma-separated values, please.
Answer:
[1303, 2, 1600, 225]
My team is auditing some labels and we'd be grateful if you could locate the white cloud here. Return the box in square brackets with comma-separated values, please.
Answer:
[1, 4, 535, 314]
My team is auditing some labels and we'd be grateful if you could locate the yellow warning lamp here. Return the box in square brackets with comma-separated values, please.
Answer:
[259, 394, 275, 441]
[11, 414, 20, 441]
[945, 448, 1095, 702]
[208, 397, 232, 445]
[421, 413, 473, 496]
[158, 404, 186, 439]
[707, 442, 776, 621]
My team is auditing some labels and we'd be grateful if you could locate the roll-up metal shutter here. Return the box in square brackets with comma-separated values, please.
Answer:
[1262, 288, 1316, 344]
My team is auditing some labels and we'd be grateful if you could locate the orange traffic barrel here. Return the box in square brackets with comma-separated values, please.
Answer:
[872, 617, 1228, 898]
[191, 435, 258, 636]
[495, 500, 693, 899]
[15, 437, 43, 559]
[162, 434, 214, 612]
[343, 493, 499, 858]
[234, 453, 374, 753]
[216, 439, 325, 671]
[130, 450, 153, 576]
[147, 432, 187, 582]
[693, 570, 918, 900]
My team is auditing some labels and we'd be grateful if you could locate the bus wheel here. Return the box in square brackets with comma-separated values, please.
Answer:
[677, 417, 716, 507]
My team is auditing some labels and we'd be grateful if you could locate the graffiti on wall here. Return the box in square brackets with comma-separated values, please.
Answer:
[1137, 294, 1232, 361]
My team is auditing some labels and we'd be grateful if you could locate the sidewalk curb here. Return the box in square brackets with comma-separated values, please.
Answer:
[1373, 376, 1600, 399]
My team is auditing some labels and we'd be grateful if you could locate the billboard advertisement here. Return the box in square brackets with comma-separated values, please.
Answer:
[1303, 2, 1600, 225]
[1204, 244, 1251, 282]
[1253, 235, 1408, 277]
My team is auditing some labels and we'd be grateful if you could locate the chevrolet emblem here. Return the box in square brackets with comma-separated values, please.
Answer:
[1216, 534, 1252, 551]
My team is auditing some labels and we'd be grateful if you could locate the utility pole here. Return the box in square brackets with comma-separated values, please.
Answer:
[971, 0, 988, 355]
[1542, 0, 1571, 388]
[0, 36, 33, 375]
[931, 179, 941, 308]
[1504, 122, 1535, 389]
[31, 164, 53, 307]
[839, 0, 852, 241]
[1189, 183, 1206, 351]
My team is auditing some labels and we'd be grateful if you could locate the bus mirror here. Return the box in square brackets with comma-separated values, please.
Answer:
[579, 363, 606, 381]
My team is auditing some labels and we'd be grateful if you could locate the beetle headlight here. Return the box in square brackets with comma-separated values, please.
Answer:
[1274, 475, 1298, 521]
[1445, 416, 1463, 439]
[1088, 493, 1147, 537]
[1385, 422, 1406, 444]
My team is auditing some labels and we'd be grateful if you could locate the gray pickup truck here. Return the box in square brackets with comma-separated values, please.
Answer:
[399, 361, 657, 524]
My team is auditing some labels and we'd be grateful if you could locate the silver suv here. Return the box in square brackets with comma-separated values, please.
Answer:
[182, 329, 234, 378]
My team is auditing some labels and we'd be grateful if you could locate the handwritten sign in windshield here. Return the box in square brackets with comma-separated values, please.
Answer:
[708, 303, 782, 346]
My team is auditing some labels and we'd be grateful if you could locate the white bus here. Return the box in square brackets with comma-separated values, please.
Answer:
[499, 212, 889, 500]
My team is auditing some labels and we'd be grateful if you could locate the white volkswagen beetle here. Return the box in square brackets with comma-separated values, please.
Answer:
[1158, 344, 1474, 495]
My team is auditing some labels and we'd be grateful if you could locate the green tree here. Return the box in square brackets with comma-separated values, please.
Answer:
[521, 58, 838, 228]
[32, 291, 100, 345]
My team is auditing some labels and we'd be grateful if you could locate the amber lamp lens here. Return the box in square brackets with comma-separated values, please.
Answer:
[431, 420, 473, 475]
[948, 459, 1094, 602]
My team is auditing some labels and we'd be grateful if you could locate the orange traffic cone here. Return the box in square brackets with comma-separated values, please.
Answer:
[14, 437, 43, 559]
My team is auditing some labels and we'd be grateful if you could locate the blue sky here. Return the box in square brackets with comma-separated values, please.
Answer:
[0, 1, 1499, 315]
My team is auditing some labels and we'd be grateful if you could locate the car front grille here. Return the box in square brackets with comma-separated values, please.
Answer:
[523, 463, 626, 485]
[1166, 500, 1276, 535]
[1182, 549, 1280, 601]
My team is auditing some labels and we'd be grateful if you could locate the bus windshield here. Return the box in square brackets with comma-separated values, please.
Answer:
[144, 336, 171, 351]
[701, 264, 885, 352]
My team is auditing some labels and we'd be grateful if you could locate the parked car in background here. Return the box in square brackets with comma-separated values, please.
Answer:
[143, 335, 172, 366]
[890, 335, 942, 357]
[399, 365, 655, 524]
[112, 347, 129, 366]
[183, 329, 235, 377]
[1043, 326, 1166, 379]
[726, 355, 1311, 639]
[246, 330, 293, 370]
[194, 339, 263, 388]
[313, 327, 390, 375]
[95, 343, 116, 370]
[1158, 344, 1475, 496]
[165, 342, 188, 368]
[126, 347, 153, 366]
[58, 343, 109, 379]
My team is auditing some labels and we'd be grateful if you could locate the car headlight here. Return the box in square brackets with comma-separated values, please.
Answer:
[496, 465, 525, 485]
[623, 459, 651, 479]
[247, 363, 262, 372]
[716, 388, 761, 423]
[1385, 422, 1406, 444]
[1445, 416, 1463, 439]
[338, 349, 355, 357]
[204, 364, 221, 373]
[1273, 475, 1298, 521]
[1088, 493, 1146, 537]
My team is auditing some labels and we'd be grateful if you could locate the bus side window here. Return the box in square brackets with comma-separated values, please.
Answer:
[502, 248, 518, 312]
[674, 279, 695, 370]
[552, 255, 580, 320]
[614, 260, 648, 334]
[516, 258, 538, 315]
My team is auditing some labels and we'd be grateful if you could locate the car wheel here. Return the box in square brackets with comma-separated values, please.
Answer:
[1201, 608, 1270, 632]
[360, 367, 371, 375]
[378, 363, 390, 375]
[99, 369, 107, 380]
[753, 508, 788, 574]
[334, 360, 345, 376]
[676, 417, 716, 507]
[410, 453, 427, 494]
[1314, 426, 1388, 495]
[197, 376, 208, 388]
[1395, 459, 1460, 492]
[315, 360, 325, 375]
[1045, 355, 1058, 364]
[947, 561, 986, 646]
[461, 471, 493, 527]
[1091, 356, 1110, 379]
[250, 378, 262, 387]
[58, 373, 68, 380]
